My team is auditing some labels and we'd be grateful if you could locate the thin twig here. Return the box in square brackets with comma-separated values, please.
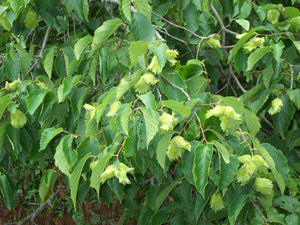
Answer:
[194, 111, 208, 145]
[25, 27, 51, 80]
[18, 190, 59, 225]
[251, 199, 269, 225]
[239, 127, 253, 154]
[160, 75, 191, 101]
[63, 130, 103, 138]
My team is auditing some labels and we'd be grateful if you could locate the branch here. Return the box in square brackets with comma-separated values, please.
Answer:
[160, 75, 191, 101]
[251, 199, 269, 225]
[25, 27, 51, 79]
[18, 190, 59, 225]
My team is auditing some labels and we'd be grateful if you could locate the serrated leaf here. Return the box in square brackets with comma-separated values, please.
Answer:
[156, 131, 174, 170]
[155, 179, 181, 210]
[193, 144, 213, 198]
[90, 153, 113, 196]
[129, 41, 149, 69]
[0, 95, 12, 119]
[150, 43, 166, 69]
[256, 144, 286, 194]
[0, 174, 16, 210]
[54, 136, 75, 176]
[93, 18, 123, 50]
[96, 91, 116, 124]
[74, 35, 93, 60]
[236, 19, 250, 30]
[273, 94, 295, 138]
[131, 13, 156, 42]
[140, 106, 159, 147]
[70, 153, 92, 209]
[120, 0, 131, 22]
[65, 0, 88, 21]
[261, 143, 290, 184]
[228, 30, 256, 62]
[43, 47, 55, 79]
[287, 89, 300, 110]
[247, 46, 272, 71]
[15, 44, 31, 76]
[271, 40, 284, 62]
[40, 127, 63, 151]
[228, 194, 248, 225]
[88, 56, 98, 85]
[27, 89, 48, 115]
[57, 75, 81, 103]
[243, 108, 261, 135]
[133, 0, 152, 21]
[211, 140, 230, 164]
[138, 92, 157, 117]
[293, 41, 300, 54]
[162, 100, 192, 117]
[263, 63, 273, 88]
[219, 155, 239, 189]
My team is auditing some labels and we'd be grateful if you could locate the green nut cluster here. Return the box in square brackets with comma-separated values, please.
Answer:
[159, 112, 178, 131]
[100, 163, 134, 185]
[166, 136, 191, 161]
[10, 109, 27, 128]
[134, 72, 159, 94]
[210, 191, 226, 212]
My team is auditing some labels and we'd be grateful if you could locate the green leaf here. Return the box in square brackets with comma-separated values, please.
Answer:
[124, 120, 138, 157]
[0, 174, 16, 210]
[90, 153, 113, 196]
[155, 179, 181, 210]
[133, 0, 152, 21]
[54, 135, 75, 176]
[43, 46, 55, 79]
[219, 155, 239, 189]
[74, 35, 93, 60]
[211, 140, 230, 164]
[156, 131, 174, 170]
[27, 89, 48, 115]
[129, 41, 149, 69]
[92, 18, 123, 50]
[131, 13, 156, 42]
[243, 108, 261, 136]
[8, 0, 20, 14]
[193, 144, 213, 198]
[138, 92, 157, 117]
[246, 46, 272, 71]
[162, 100, 192, 117]
[96, 91, 116, 124]
[287, 89, 300, 110]
[40, 127, 63, 151]
[261, 143, 290, 185]
[263, 63, 273, 88]
[256, 143, 286, 194]
[88, 55, 98, 85]
[150, 43, 166, 69]
[65, 0, 88, 21]
[271, 40, 284, 62]
[273, 196, 299, 213]
[186, 75, 207, 99]
[140, 106, 159, 147]
[293, 41, 300, 54]
[236, 19, 250, 30]
[57, 75, 81, 103]
[15, 44, 31, 76]
[228, 194, 249, 225]
[70, 153, 92, 209]
[273, 94, 295, 138]
[290, 16, 300, 32]
[120, 0, 131, 22]
[228, 30, 256, 62]
[0, 95, 12, 119]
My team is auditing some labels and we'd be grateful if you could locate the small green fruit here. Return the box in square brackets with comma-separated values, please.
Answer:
[10, 109, 27, 128]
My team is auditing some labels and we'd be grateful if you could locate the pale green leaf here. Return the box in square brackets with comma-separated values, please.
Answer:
[40, 127, 63, 151]
[74, 35, 93, 60]
[150, 43, 166, 69]
[70, 153, 92, 209]
[211, 140, 230, 164]
[42, 47, 55, 79]
[133, 0, 152, 21]
[228, 30, 256, 62]
[287, 89, 300, 110]
[96, 91, 116, 124]
[236, 19, 250, 30]
[247, 46, 272, 71]
[131, 13, 156, 42]
[120, 0, 131, 22]
[93, 18, 123, 50]
[57, 75, 81, 103]
[162, 100, 192, 117]
[193, 144, 213, 198]
[271, 40, 284, 62]
[256, 144, 286, 194]
[293, 41, 300, 54]
[90, 153, 113, 196]
[156, 131, 174, 170]
[219, 155, 239, 189]
[27, 89, 48, 115]
[243, 108, 261, 135]
[89, 56, 98, 85]
[140, 106, 159, 147]
[138, 92, 157, 117]
[15, 44, 31, 75]
[129, 41, 149, 69]
[0, 95, 12, 120]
